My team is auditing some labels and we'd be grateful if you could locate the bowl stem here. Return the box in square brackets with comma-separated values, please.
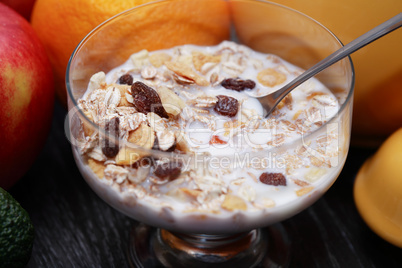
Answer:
[128, 222, 291, 267]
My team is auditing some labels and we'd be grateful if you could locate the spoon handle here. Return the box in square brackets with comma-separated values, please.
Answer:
[274, 12, 402, 100]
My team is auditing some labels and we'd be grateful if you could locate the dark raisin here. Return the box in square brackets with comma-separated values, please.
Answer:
[102, 117, 120, 158]
[118, 74, 133, 85]
[221, 78, 256, 92]
[154, 161, 182, 181]
[214, 95, 239, 117]
[259, 172, 286, 186]
[131, 81, 168, 118]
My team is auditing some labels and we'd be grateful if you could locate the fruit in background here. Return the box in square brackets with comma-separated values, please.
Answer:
[269, 0, 402, 144]
[0, 0, 36, 21]
[0, 3, 54, 190]
[31, 0, 230, 107]
[0, 187, 34, 267]
[354, 128, 402, 247]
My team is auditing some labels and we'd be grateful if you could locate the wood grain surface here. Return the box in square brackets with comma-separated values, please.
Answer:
[9, 101, 402, 268]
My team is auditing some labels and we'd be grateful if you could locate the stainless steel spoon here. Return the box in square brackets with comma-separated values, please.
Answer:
[257, 13, 402, 117]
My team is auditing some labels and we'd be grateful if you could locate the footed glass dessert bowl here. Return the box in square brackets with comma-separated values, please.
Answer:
[65, 0, 354, 267]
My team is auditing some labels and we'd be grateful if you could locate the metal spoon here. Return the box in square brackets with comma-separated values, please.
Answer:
[257, 13, 402, 117]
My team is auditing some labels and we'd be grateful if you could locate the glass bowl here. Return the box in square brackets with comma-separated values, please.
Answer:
[65, 0, 354, 267]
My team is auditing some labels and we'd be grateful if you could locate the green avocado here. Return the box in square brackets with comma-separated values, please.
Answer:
[0, 187, 34, 268]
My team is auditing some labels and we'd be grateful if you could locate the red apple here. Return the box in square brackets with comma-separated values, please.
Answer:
[0, 0, 36, 21]
[0, 3, 54, 190]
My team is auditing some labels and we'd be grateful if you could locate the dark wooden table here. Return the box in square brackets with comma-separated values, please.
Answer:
[10, 101, 402, 267]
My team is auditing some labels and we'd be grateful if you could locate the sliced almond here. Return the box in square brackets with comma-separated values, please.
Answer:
[127, 165, 150, 184]
[112, 84, 133, 107]
[128, 123, 155, 148]
[238, 185, 256, 202]
[141, 66, 157, 79]
[176, 54, 193, 66]
[180, 188, 202, 198]
[104, 86, 121, 107]
[115, 147, 142, 166]
[175, 130, 191, 153]
[180, 188, 202, 200]
[104, 164, 128, 184]
[172, 73, 195, 85]
[115, 123, 155, 165]
[147, 111, 175, 151]
[82, 111, 95, 136]
[295, 186, 314, 197]
[156, 86, 186, 116]
[304, 167, 327, 182]
[167, 188, 202, 202]
[210, 72, 219, 85]
[130, 49, 149, 69]
[149, 52, 172, 68]
[192, 51, 221, 73]
[201, 62, 219, 75]
[87, 146, 106, 162]
[147, 112, 166, 132]
[157, 129, 176, 151]
[253, 197, 276, 209]
[259, 197, 276, 208]
[165, 61, 209, 87]
[88, 158, 105, 179]
[221, 194, 247, 211]
[88, 71, 106, 92]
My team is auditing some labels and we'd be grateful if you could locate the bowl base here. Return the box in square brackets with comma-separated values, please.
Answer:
[127, 222, 291, 268]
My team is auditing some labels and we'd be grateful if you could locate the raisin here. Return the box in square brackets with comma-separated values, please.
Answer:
[102, 117, 120, 158]
[259, 172, 286, 186]
[131, 81, 168, 118]
[154, 161, 182, 181]
[214, 95, 239, 117]
[118, 74, 133, 85]
[221, 78, 256, 92]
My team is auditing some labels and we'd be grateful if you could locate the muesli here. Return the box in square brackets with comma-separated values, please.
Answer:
[75, 41, 342, 219]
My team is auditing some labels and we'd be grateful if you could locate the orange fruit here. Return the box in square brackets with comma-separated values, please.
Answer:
[267, 0, 402, 144]
[31, 0, 230, 106]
